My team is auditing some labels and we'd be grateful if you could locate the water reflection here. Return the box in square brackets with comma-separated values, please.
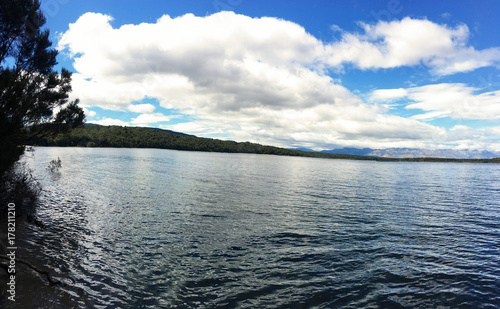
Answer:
[19, 147, 500, 308]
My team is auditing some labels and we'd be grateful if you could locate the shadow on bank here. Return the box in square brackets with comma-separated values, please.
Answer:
[0, 161, 90, 308]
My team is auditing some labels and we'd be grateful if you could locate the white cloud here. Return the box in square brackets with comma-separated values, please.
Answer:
[88, 117, 130, 126]
[325, 17, 500, 75]
[57, 12, 500, 150]
[162, 121, 228, 137]
[374, 83, 500, 120]
[445, 125, 500, 151]
[131, 113, 173, 124]
[82, 107, 97, 118]
[411, 111, 452, 121]
[128, 103, 156, 113]
[371, 88, 408, 100]
[161, 102, 445, 150]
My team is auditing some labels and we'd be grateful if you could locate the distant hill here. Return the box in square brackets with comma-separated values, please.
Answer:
[27, 125, 500, 163]
[150, 126, 194, 137]
[84, 123, 193, 136]
[323, 147, 500, 159]
[322, 147, 374, 156]
[28, 124, 302, 156]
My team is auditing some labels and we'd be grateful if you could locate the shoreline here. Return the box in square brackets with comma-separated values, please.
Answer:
[27, 145, 500, 164]
[27, 125, 500, 164]
[0, 217, 87, 308]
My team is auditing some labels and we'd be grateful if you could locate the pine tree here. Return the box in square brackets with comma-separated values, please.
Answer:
[0, 0, 84, 174]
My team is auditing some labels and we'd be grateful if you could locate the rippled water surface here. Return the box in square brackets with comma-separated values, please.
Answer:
[20, 147, 500, 308]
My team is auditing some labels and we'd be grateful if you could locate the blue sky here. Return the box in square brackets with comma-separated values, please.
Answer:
[42, 0, 500, 150]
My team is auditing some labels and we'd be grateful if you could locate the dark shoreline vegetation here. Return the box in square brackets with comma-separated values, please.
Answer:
[0, 2, 86, 305]
[29, 124, 500, 164]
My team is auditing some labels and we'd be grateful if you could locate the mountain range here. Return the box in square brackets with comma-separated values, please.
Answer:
[320, 147, 500, 159]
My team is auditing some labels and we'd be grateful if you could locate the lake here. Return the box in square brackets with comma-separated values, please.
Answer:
[16, 147, 500, 308]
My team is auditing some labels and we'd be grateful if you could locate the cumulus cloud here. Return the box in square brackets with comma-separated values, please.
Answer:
[88, 117, 130, 126]
[371, 88, 408, 100]
[446, 125, 500, 151]
[128, 103, 156, 113]
[58, 12, 326, 110]
[325, 17, 500, 75]
[373, 83, 500, 120]
[131, 113, 174, 124]
[57, 12, 499, 150]
[82, 107, 97, 118]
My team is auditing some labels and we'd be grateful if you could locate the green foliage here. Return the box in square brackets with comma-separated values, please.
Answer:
[30, 125, 303, 155]
[29, 125, 500, 164]
[0, 0, 84, 174]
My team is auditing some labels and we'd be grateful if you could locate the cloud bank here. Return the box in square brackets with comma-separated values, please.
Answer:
[372, 83, 500, 120]
[57, 12, 500, 150]
[326, 17, 500, 75]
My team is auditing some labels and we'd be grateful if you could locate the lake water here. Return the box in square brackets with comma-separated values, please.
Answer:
[17, 147, 500, 308]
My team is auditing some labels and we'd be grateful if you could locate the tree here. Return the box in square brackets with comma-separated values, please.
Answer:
[0, 0, 84, 174]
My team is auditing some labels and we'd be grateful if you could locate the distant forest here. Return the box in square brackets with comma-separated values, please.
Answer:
[28, 125, 500, 164]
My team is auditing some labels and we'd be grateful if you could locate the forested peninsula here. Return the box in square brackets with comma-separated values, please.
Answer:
[28, 125, 500, 163]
